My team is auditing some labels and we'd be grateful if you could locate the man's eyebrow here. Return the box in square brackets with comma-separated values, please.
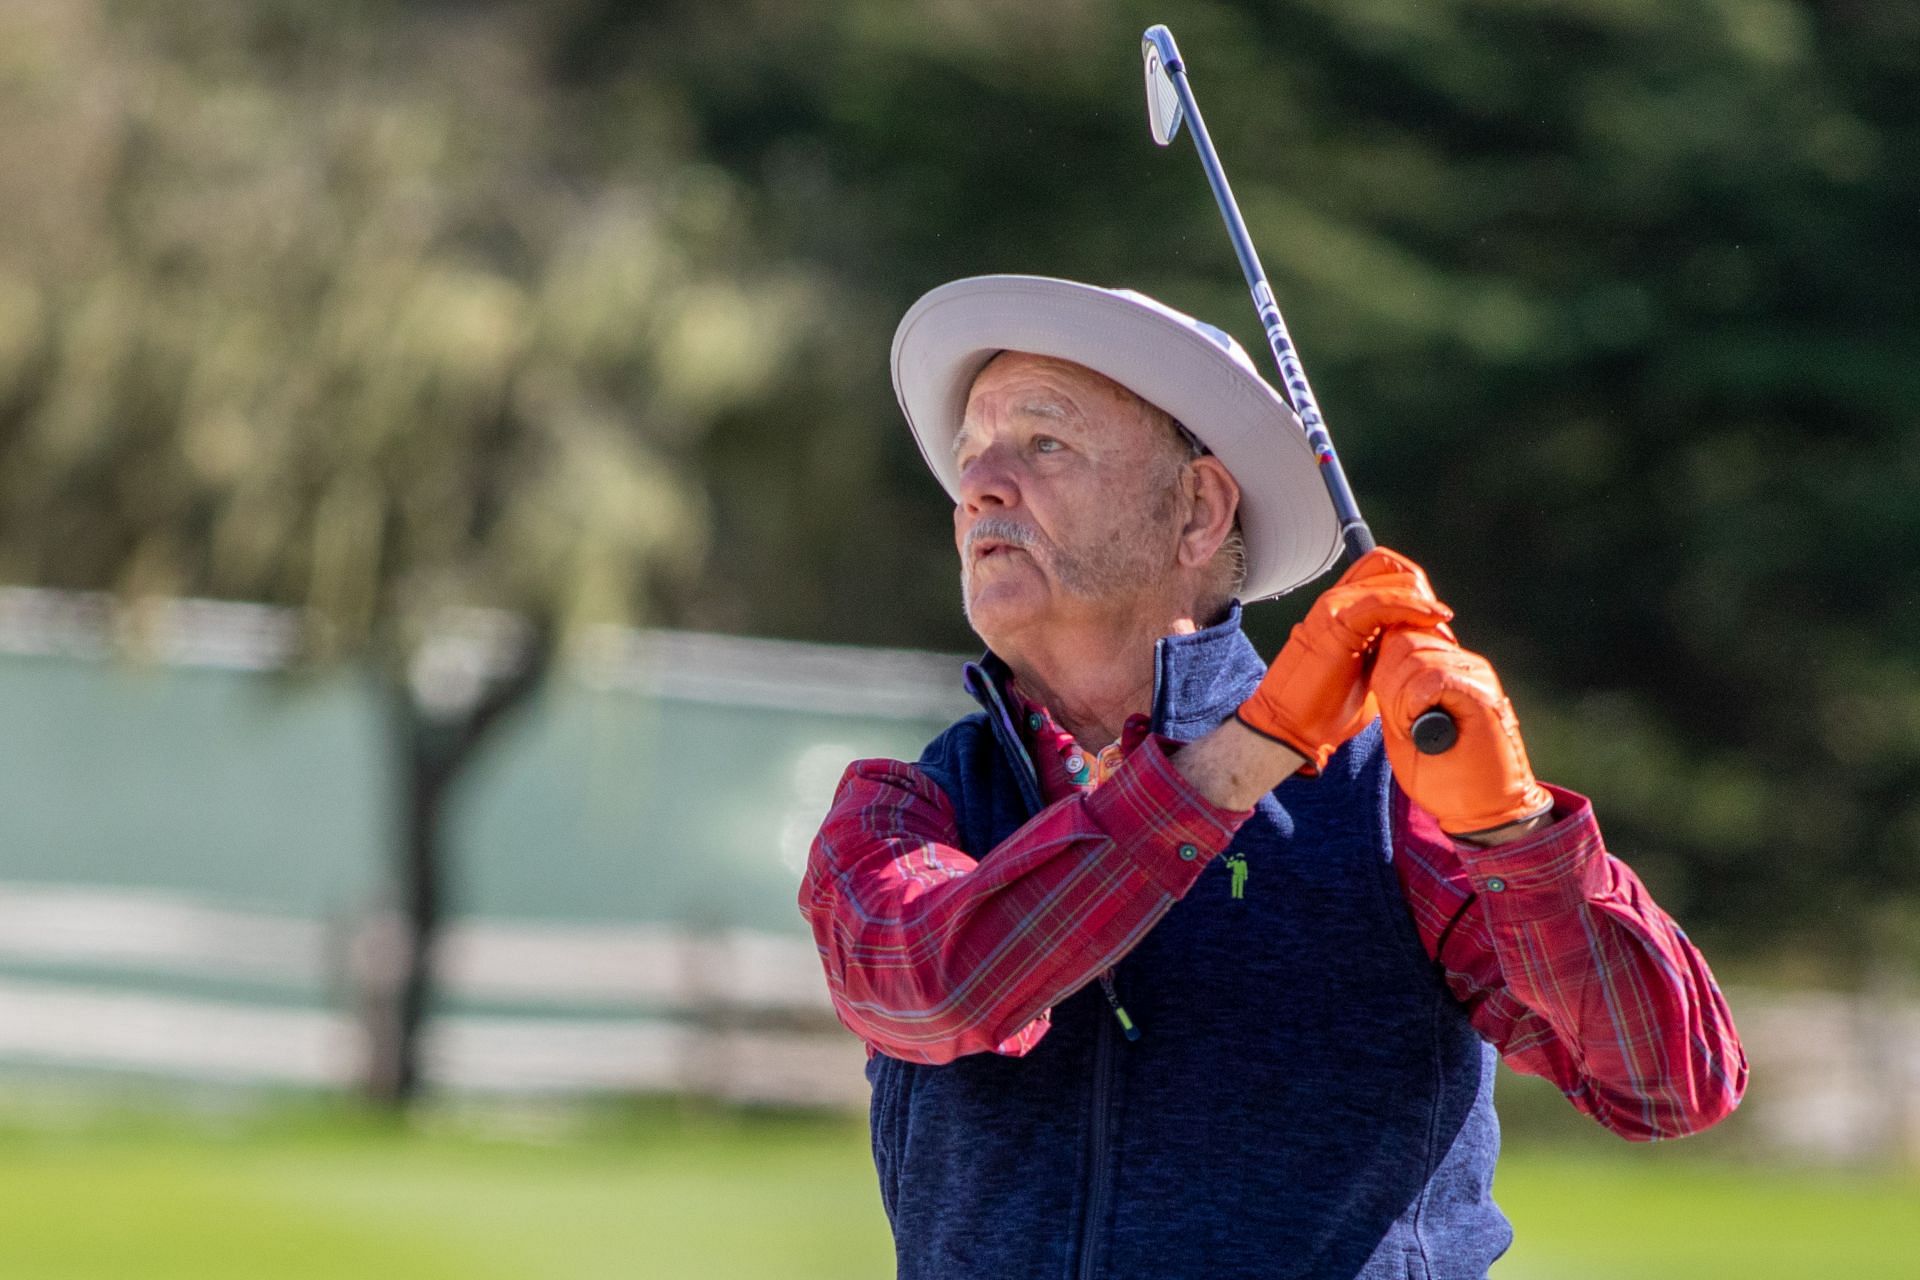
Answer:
[952, 398, 1076, 460]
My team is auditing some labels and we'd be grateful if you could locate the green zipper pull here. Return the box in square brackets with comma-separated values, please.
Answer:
[1099, 972, 1142, 1041]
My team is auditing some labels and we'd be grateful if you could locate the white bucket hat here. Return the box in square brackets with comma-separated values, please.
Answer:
[890, 275, 1340, 602]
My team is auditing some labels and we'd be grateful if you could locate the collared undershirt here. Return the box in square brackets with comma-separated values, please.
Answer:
[1009, 676, 1135, 792]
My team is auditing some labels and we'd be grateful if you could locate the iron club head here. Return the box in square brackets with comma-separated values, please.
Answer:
[1142, 25, 1184, 146]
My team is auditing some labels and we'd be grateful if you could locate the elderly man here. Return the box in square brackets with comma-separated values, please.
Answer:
[800, 277, 1745, 1279]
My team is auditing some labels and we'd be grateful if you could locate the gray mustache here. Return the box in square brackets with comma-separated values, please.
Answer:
[964, 517, 1040, 560]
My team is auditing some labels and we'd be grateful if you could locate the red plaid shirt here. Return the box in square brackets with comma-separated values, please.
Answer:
[801, 686, 1747, 1141]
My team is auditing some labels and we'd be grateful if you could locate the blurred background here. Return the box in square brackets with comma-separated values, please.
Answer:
[0, 0, 1915, 1275]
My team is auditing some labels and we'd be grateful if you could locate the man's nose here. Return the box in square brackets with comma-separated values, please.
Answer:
[957, 443, 1019, 514]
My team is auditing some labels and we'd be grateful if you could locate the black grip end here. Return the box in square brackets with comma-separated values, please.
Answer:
[1410, 708, 1458, 755]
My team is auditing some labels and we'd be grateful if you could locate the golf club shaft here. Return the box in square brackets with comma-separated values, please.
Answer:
[1146, 25, 1458, 757]
[1144, 27, 1373, 565]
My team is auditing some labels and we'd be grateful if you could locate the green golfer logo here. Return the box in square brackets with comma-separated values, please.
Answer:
[1225, 854, 1248, 900]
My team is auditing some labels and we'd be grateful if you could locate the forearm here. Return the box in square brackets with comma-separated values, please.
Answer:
[1175, 715, 1307, 808]
[804, 741, 1250, 1064]
[1553, 892, 1748, 1139]
[1407, 787, 1748, 1138]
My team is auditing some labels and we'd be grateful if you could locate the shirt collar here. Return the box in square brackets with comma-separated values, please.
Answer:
[979, 603, 1266, 794]
[1003, 678, 1151, 797]
[1147, 602, 1267, 741]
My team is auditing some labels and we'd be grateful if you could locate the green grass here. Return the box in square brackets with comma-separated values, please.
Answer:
[0, 1096, 1912, 1279]
[0, 1099, 892, 1280]
[1493, 1151, 1920, 1278]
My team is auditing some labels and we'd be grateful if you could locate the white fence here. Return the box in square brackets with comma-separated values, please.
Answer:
[0, 881, 868, 1108]
[1730, 985, 1920, 1164]
[3, 880, 1920, 1164]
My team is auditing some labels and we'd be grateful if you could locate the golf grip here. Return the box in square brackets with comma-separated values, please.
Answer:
[1144, 23, 1457, 757]
[1347, 526, 1456, 755]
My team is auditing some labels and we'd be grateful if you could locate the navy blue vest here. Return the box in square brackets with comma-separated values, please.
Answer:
[866, 610, 1510, 1279]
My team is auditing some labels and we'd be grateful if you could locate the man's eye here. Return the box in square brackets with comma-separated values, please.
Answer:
[1033, 436, 1062, 454]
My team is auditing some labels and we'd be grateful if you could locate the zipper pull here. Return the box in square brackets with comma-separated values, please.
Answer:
[1099, 972, 1142, 1041]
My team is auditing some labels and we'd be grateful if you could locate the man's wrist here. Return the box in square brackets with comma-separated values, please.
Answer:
[1457, 807, 1555, 847]
[1450, 785, 1606, 918]
[1175, 716, 1306, 811]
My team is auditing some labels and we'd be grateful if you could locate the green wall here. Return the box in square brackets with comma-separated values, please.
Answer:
[0, 649, 966, 938]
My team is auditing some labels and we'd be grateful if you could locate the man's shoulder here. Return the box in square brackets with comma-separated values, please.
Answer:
[914, 709, 995, 777]
[823, 711, 993, 800]
[826, 711, 995, 805]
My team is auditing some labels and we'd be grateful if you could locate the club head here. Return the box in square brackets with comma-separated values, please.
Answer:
[1142, 25, 1184, 146]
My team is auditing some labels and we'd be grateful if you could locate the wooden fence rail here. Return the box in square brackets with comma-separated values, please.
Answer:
[0, 881, 1916, 1161]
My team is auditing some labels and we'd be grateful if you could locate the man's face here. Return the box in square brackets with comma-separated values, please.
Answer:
[953, 352, 1188, 646]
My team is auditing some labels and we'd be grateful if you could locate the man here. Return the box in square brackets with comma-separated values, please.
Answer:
[800, 276, 1746, 1279]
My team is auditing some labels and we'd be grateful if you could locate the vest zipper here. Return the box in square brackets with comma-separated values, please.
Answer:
[965, 655, 1143, 1280]
[1098, 971, 1141, 1041]
[1080, 972, 1136, 1275]
[1074, 642, 1177, 1279]
[1078, 1004, 1116, 1280]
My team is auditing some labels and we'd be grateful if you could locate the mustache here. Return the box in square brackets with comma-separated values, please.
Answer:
[964, 516, 1042, 561]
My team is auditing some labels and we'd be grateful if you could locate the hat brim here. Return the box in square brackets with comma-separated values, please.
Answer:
[891, 275, 1341, 602]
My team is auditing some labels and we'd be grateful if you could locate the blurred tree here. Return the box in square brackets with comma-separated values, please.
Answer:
[0, 0, 1913, 1024]
[565, 0, 1920, 975]
[0, 0, 815, 1102]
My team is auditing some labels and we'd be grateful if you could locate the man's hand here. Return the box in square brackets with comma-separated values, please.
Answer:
[1236, 548, 1453, 773]
[1373, 627, 1553, 839]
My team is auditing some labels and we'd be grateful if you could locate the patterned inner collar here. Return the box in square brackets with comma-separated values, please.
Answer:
[1004, 677, 1152, 795]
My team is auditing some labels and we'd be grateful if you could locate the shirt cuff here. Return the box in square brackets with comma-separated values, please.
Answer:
[1084, 734, 1254, 897]
[1451, 783, 1609, 922]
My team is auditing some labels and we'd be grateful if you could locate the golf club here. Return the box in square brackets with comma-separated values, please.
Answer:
[1142, 23, 1458, 756]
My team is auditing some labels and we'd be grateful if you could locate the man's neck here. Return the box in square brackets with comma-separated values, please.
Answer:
[999, 607, 1205, 747]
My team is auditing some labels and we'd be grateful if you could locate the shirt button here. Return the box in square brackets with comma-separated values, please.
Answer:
[1486, 876, 1507, 893]
[1028, 713, 1044, 731]
[1178, 844, 1198, 862]
[1066, 755, 1085, 774]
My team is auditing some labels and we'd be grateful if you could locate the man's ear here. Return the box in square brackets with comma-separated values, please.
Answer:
[1178, 455, 1240, 568]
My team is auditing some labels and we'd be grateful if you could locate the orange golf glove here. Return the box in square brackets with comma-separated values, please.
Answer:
[1236, 547, 1453, 773]
[1372, 627, 1553, 837]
